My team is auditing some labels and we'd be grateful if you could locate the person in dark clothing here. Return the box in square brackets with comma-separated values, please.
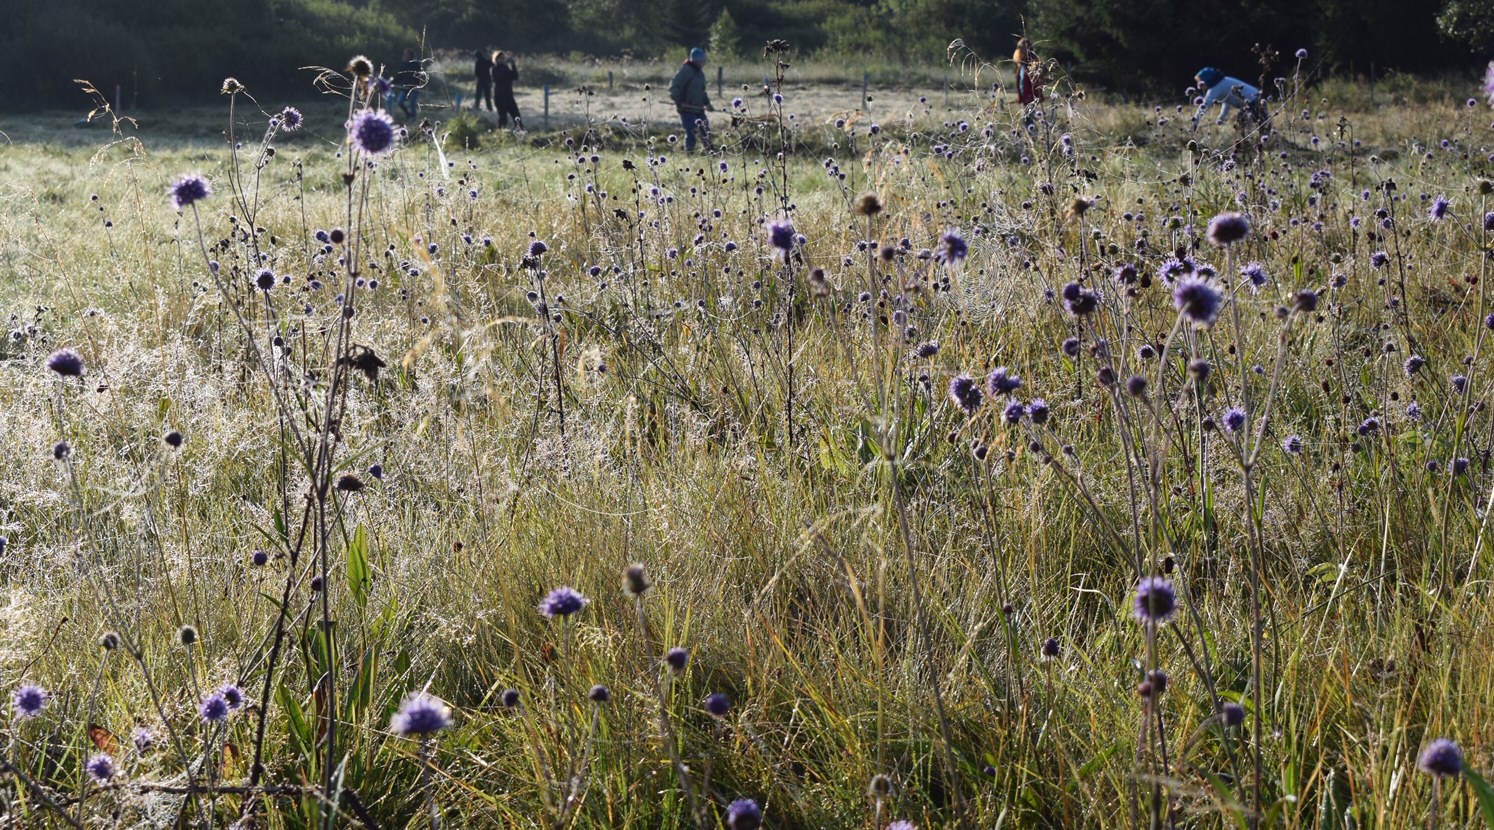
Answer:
[669, 47, 713, 152]
[473, 48, 495, 112]
[492, 51, 523, 130]
[393, 48, 426, 120]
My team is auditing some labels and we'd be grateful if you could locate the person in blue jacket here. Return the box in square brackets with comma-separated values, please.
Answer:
[1192, 67, 1264, 127]
[669, 47, 714, 153]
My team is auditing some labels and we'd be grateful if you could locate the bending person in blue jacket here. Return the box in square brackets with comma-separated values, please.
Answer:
[669, 47, 714, 153]
[1192, 67, 1264, 127]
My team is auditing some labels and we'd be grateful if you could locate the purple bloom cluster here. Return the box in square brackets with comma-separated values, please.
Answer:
[538, 586, 588, 618]
[391, 692, 454, 736]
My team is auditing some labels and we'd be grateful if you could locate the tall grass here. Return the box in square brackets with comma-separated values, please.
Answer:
[0, 48, 1491, 830]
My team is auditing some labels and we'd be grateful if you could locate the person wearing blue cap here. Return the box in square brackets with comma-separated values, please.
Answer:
[1192, 67, 1264, 127]
[670, 47, 715, 152]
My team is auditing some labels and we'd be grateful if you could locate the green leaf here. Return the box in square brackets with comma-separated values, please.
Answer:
[347, 524, 371, 608]
[1466, 767, 1494, 829]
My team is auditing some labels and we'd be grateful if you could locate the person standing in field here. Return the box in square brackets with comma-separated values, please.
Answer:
[492, 51, 523, 129]
[1014, 37, 1043, 107]
[669, 47, 714, 153]
[394, 48, 426, 120]
[1192, 67, 1265, 127]
[473, 48, 495, 112]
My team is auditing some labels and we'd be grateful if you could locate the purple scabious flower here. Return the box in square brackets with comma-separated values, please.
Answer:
[255, 269, 276, 291]
[1061, 282, 1098, 315]
[46, 348, 85, 377]
[168, 173, 212, 211]
[936, 230, 969, 266]
[1133, 576, 1177, 625]
[1452, 375, 1468, 394]
[1450, 457, 1471, 475]
[1240, 261, 1267, 291]
[1060, 338, 1081, 358]
[528, 240, 548, 256]
[218, 683, 245, 710]
[1158, 257, 1194, 285]
[588, 685, 610, 703]
[1357, 417, 1381, 436]
[538, 586, 588, 618]
[133, 728, 156, 753]
[391, 693, 453, 736]
[1028, 398, 1050, 425]
[501, 688, 521, 708]
[1221, 702, 1246, 727]
[199, 692, 230, 724]
[915, 342, 940, 358]
[1222, 407, 1246, 432]
[767, 219, 796, 253]
[664, 647, 690, 672]
[1283, 435, 1303, 454]
[279, 106, 303, 131]
[886, 822, 918, 830]
[726, 798, 763, 830]
[1417, 738, 1463, 777]
[948, 374, 983, 416]
[1206, 212, 1251, 245]
[347, 110, 398, 157]
[1428, 195, 1450, 221]
[1295, 48, 1308, 60]
[1002, 400, 1026, 424]
[986, 367, 1021, 396]
[1173, 277, 1222, 328]
[704, 692, 731, 717]
[85, 753, 117, 782]
[12, 684, 48, 718]
[1370, 251, 1390, 269]
[1041, 638, 1060, 659]
[1404, 355, 1425, 375]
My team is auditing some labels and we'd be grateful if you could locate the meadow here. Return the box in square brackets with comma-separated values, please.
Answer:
[0, 50, 1493, 830]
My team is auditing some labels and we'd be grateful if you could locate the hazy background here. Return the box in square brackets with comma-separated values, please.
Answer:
[1, 0, 1491, 110]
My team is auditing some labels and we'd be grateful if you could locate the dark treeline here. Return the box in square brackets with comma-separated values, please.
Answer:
[1, 0, 1490, 110]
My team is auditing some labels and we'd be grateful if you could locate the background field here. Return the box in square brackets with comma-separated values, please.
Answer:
[0, 57, 1493, 829]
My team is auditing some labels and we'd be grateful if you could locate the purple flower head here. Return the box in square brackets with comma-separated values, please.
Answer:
[948, 374, 983, 416]
[1452, 375, 1468, 394]
[1357, 417, 1381, 436]
[538, 586, 588, 618]
[1062, 282, 1098, 315]
[1283, 435, 1303, 454]
[1428, 195, 1450, 221]
[916, 342, 940, 358]
[1222, 407, 1246, 432]
[528, 240, 548, 257]
[1370, 251, 1390, 269]
[168, 173, 212, 211]
[1060, 338, 1080, 358]
[1133, 576, 1177, 625]
[279, 106, 303, 131]
[1221, 702, 1246, 727]
[937, 230, 969, 266]
[1159, 257, 1194, 285]
[1295, 48, 1308, 60]
[1173, 277, 1222, 328]
[767, 219, 796, 252]
[726, 798, 763, 830]
[255, 269, 275, 291]
[133, 728, 155, 753]
[704, 692, 731, 717]
[218, 683, 245, 710]
[664, 647, 689, 672]
[391, 692, 453, 736]
[501, 688, 521, 708]
[887, 822, 918, 830]
[1002, 400, 1026, 424]
[1028, 398, 1050, 425]
[986, 367, 1021, 396]
[47, 348, 85, 378]
[1404, 355, 1425, 376]
[1125, 375, 1148, 397]
[1041, 638, 1060, 659]
[1240, 262, 1267, 291]
[12, 684, 48, 718]
[199, 692, 230, 724]
[347, 110, 398, 157]
[1206, 212, 1251, 246]
[1417, 738, 1463, 777]
[588, 685, 610, 703]
[85, 753, 117, 782]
